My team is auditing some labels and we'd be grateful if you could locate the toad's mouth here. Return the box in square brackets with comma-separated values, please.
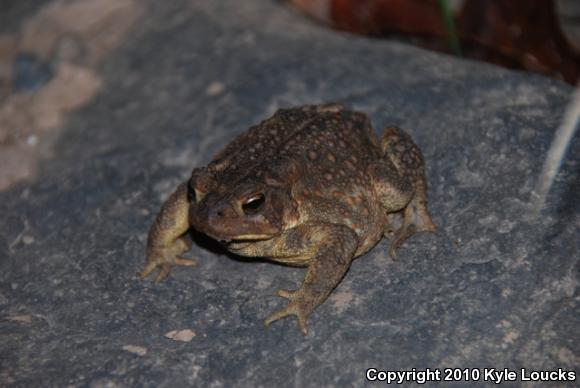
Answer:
[223, 234, 276, 251]
[228, 234, 273, 242]
[200, 228, 277, 245]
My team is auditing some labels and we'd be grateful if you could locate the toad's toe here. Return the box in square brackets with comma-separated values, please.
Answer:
[264, 289, 314, 335]
[140, 247, 197, 282]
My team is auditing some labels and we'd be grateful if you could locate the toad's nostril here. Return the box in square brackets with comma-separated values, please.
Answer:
[216, 210, 224, 217]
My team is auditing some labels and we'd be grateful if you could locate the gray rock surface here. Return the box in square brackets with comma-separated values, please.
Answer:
[1, 0, 578, 386]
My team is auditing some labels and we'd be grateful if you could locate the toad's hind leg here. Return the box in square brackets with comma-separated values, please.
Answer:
[379, 126, 436, 258]
[264, 224, 358, 335]
[140, 182, 197, 282]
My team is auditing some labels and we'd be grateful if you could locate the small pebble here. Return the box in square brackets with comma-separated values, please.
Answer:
[27, 135, 39, 146]
[205, 81, 225, 96]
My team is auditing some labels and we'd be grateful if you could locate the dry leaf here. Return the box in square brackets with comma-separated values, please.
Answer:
[122, 345, 148, 356]
[164, 329, 196, 342]
[6, 314, 33, 323]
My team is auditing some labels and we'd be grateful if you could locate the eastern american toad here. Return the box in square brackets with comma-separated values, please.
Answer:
[141, 104, 436, 334]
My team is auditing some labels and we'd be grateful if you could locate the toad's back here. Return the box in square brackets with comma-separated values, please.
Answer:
[207, 104, 381, 185]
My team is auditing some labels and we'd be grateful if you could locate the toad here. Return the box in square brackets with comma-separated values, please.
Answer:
[141, 103, 436, 334]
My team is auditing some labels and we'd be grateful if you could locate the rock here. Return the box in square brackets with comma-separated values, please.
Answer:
[14, 52, 53, 92]
[0, 0, 578, 386]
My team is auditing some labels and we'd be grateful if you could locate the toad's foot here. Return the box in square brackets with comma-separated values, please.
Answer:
[264, 224, 358, 334]
[140, 237, 197, 282]
[388, 192, 436, 260]
[264, 289, 319, 335]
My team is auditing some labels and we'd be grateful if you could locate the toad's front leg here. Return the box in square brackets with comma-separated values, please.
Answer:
[140, 182, 197, 282]
[264, 224, 358, 334]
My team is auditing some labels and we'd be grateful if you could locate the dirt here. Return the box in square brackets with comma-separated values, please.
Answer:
[0, 0, 142, 191]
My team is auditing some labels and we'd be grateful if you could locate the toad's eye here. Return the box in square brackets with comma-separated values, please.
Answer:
[242, 194, 265, 214]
